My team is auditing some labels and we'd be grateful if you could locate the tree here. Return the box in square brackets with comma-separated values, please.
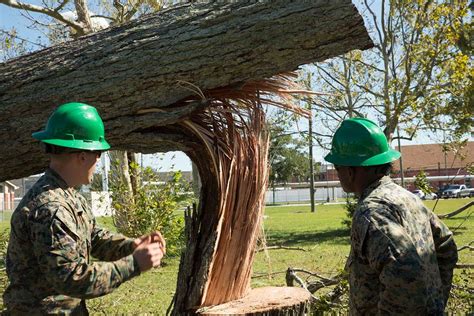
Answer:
[268, 113, 315, 185]
[305, 0, 472, 145]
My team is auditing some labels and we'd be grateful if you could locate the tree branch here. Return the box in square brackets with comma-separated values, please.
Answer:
[457, 241, 474, 252]
[438, 201, 473, 219]
[74, 0, 93, 35]
[455, 264, 474, 269]
[0, 0, 84, 34]
[256, 245, 307, 253]
[54, 0, 69, 12]
[0, 28, 47, 48]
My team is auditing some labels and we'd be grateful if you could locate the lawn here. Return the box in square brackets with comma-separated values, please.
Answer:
[1, 198, 473, 314]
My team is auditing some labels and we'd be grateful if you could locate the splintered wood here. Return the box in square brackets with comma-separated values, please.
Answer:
[182, 74, 307, 307]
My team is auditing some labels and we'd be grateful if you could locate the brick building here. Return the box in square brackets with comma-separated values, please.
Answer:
[317, 142, 474, 191]
[392, 142, 473, 190]
[0, 181, 19, 211]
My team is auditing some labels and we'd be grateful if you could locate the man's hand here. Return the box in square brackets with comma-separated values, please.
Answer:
[132, 232, 166, 272]
[133, 231, 166, 253]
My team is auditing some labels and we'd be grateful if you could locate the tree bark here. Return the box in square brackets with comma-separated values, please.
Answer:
[0, 0, 372, 182]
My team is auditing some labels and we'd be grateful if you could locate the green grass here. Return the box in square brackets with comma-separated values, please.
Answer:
[1, 198, 473, 314]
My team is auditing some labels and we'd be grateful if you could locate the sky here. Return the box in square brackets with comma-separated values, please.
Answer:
[1, 1, 471, 172]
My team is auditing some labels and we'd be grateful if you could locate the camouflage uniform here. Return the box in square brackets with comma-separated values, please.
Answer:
[4, 168, 140, 315]
[347, 176, 458, 315]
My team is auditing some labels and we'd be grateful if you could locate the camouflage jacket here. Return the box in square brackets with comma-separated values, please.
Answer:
[347, 176, 458, 315]
[4, 168, 140, 315]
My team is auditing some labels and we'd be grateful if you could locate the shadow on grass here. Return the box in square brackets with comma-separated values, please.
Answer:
[267, 228, 350, 247]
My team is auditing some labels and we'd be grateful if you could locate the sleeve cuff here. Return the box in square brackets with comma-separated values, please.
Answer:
[116, 254, 141, 282]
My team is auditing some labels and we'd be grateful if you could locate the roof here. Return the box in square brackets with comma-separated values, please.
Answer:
[392, 141, 474, 171]
[3, 181, 19, 190]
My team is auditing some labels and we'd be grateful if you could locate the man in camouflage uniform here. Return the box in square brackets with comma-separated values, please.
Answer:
[4, 102, 166, 315]
[324, 118, 458, 315]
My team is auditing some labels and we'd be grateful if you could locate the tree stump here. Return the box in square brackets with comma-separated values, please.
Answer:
[197, 287, 311, 316]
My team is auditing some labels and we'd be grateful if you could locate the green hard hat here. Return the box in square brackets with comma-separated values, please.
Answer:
[324, 117, 400, 166]
[32, 102, 110, 151]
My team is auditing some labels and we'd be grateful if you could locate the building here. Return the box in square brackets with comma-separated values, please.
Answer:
[317, 142, 474, 191]
[0, 181, 19, 211]
[392, 142, 474, 190]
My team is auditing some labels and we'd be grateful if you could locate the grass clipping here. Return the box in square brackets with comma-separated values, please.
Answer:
[180, 73, 310, 306]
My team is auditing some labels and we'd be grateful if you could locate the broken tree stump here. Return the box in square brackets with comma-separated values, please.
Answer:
[197, 287, 311, 316]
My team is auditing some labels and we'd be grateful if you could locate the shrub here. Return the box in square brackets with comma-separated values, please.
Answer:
[342, 194, 357, 229]
[110, 162, 194, 256]
[0, 228, 9, 310]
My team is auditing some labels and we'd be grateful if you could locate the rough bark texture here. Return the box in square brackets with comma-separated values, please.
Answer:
[0, 0, 372, 182]
[196, 287, 311, 315]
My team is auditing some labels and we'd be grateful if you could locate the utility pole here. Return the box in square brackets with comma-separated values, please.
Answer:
[309, 115, 315, 213]
[101, 152, 110, 192]
[326, 163, 330, 202]
[397, 126, 404, 187]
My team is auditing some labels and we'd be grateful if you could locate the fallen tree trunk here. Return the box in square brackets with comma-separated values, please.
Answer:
[0, 0, 372, 181]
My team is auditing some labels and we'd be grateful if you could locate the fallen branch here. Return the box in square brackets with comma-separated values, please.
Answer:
[256, 245, 307, 252]
[288, 268, 338, 284]
[285, 267, 343, 294]
[312, 281, 347, 309]
[455, 264, 474, 269]
[438, 201, 474, 219]
[286, 268, 310, 291]
[285, 267, 348, 310]
[252, 271, 286, 279]
[457, 241, 474, 252]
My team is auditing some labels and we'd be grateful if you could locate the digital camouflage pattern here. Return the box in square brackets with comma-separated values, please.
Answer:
[4, 168, 140, 315]
[347, 176, 458, 315]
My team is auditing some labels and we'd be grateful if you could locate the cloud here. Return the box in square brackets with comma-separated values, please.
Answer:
[61, 10, 110, 30]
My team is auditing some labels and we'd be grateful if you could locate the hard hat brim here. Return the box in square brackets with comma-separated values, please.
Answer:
[33, 131, 111, 151]
[324, 148, 400, 167]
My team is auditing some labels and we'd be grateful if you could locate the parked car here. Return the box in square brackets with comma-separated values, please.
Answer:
[459, 187, 474, 198]
[423, 192, 438, 200]
[412, 190, 425, 199]
[441, 184, 467, 198]
[412, 190, 438, 200]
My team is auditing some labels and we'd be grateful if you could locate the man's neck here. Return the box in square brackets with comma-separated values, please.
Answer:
[49, 162, 77, 188]
[354, 172, 384, 197]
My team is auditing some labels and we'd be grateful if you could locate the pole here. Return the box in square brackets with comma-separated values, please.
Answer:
[438, 162, 441, 189]
[397, 126, 404, 187]
[309, 115, 315, 213]
[101, 152, 110, 192]
[326, 164, 330, 202]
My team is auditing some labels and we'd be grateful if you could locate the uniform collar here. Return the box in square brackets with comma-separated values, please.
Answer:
[45, 167, 70, 190]
[359, 175, 392, 201]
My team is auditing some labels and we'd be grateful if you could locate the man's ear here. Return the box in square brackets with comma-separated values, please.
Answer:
[347, 166, 356, 182]
[77, 151, 87, 163]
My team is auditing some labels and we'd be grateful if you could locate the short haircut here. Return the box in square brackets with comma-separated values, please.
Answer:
[42, 143, 80, 155]
[363, 163, 392, 176]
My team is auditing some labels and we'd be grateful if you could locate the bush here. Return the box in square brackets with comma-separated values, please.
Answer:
[110, 163, 194, 256]
[342, 195, 357, 229]
[414, 170, 434, 194]
[0, 228, 9, 310]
